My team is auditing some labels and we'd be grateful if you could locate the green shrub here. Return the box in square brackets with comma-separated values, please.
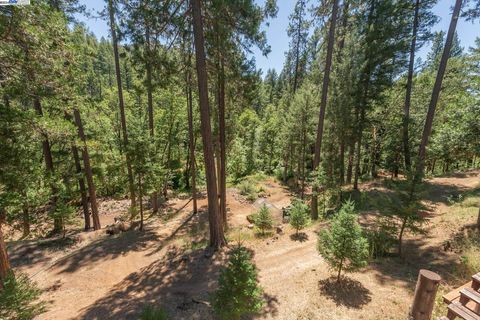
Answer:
[254, 205, 273, 235]
[212, 246, 264, 320]
[454, 231, 480, 281]
[318, 200, 369, 282]
[0, 272, 45, 320]
[364, 218, 397, 258]
[289, 199, 310, 234]
[238, 180, 258, 202]
[139, 305, 168, 320]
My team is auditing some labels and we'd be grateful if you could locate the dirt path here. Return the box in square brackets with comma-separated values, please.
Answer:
[7, 172, 479, 319]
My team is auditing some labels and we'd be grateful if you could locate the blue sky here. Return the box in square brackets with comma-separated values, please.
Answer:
[77, 0, 480, 76]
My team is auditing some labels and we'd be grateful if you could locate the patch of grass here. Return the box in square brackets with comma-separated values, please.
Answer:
[456, 245, 480, 280]
[226, 228, 255, 243]
[238, 180, 259, 202]
[190, 239, 209, 251]
[432, 286, 449, 320]
[139, 305, 168, 320]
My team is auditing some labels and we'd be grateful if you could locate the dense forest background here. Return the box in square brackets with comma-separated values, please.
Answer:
[0, 0, 479, 244]
[1, 0, 480, 319]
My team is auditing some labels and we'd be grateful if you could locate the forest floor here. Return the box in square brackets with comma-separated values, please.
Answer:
[6, 170, 480, 320]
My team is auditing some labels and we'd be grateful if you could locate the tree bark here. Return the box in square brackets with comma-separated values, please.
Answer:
[410, 270, 441, 320]
[415, 0, 463, 180]
[108, 0, 136, 208]
[191, 0, 226, 249]
[72, 144, 90, 230]
[22, 207, 30, 238]
[139, 174, 144, 231]
[346, 140, 354, 184]
[339, 137, 345, 184]
[353, 105, 366, 190]
[217, 58, 227, 229]
[145, 24, 158, 214]
[33, 98, 62, 232]
[187, 63, 198, 214]
[311, 0, 339, 219]
[476, 207, 480, 232]
[0, 208, 10, 289]
[73, 109, 101, 230]
[402, 0, 420, 173]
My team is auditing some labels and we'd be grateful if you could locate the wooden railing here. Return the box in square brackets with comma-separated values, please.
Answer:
[439, 273, 480, 320]
[410, 270, 480, 320]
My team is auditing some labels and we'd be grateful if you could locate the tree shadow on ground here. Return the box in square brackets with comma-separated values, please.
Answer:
[78, 247, 279, 320]
[318, 276, 372, 309]
[290, 232, 309, 242]
[370, 233, 466, 292]
[8, 236, 78, 271]
[51, 225, 161, 274]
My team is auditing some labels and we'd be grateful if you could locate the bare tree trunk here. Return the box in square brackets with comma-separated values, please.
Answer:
[145, 24, 158, 214]
[33, 98, 62, 232]
[339, 137, 345, 184]
[218, 58, 227, 229]
[22, 207, 30, 238]
[346, 140, 354, 184]
[476, 207, 480, 232]
[191, 0, 226, 249]
[187, 65, 198, 214]
[108, 0, 136, 208]
[72, 145, 90, 230]
[353, 107, 366, 190]
[402, 0, 420, 173]
[0, 208, 10, 289]
[415, 0, 463, 180]
[371, 126, 378, 178]
[311, 0, 339, 219]
[139, 174, 144, 231]
[73, 109, 101, 230]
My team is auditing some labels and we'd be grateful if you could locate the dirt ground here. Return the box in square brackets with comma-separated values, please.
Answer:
[6, 171, 480, 320]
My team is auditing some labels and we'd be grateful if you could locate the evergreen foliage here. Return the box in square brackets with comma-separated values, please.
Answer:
[289, 199, 311, 234]
[317, 201, 369, 282]
[254, 204, 274, 235]
[0, 272, 44, 320]
[212, 246, 264, 320]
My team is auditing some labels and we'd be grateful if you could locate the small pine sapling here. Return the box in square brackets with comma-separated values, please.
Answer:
[317, 200, 369, 282]
[254, 204, 273, 235]
[289, 199, 310, 235]
[212, 246, 264, 320]
[0, 271, 45, 320]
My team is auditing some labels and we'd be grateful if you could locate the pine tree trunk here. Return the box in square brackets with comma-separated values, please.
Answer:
[339, 136, 345, 184]
[346, 140, 354, 184]
[353, 107, 366, 190]
[311, 0, 339, 219]
[33, 98, 62, 232]
[371, 126, 378, 178]
[0, 208, 10, 289]
[139, 175, 144, 231]
[108, 0, 136, 208]
[191, 0, 226, 249]
[22, 207, 30, 238]
[73, 109, 101, 230]
[415, 0, 463, 180]
[187, 65, 198, 214]
[218, 58, 227, 229]
[476, 207, 480, 232]
[402, 0, 420, 173]
[353, 0, 375, 190]
[145, 25, 158, 214]
[72, 145, 90, 230]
